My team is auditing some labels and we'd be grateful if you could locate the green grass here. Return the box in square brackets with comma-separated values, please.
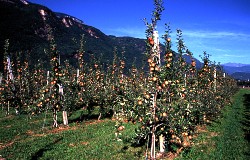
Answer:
[0, 110, 143, 160]
[1, 89, 250, 160]
[177, 89, 250, 160]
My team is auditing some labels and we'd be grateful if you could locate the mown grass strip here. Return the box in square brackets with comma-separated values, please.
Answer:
[0, 110, 143, 160]
[177, 89, 250, 160]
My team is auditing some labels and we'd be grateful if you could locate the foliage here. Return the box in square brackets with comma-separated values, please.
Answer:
[0, 0, 239, 159]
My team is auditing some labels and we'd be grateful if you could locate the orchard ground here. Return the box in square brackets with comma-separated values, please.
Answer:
[0, 89, 249, 160]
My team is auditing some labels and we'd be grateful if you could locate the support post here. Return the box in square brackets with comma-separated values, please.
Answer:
[7, 101, 10, 115]
[150, 93, 157, 159]
[47, 71, 50, 85]
[159, 134, 165, 153]
[214, 67, 217, 92]
[63, 111, 68, 125]
[53, 109, 58, 127]
[77, 69, 79, 83]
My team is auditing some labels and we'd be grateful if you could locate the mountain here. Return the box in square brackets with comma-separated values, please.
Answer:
[222, 63, 250, 80]
[0, 0, 206, 74]
[222, 65, 250, 75]
[0, 0, 150, 71]
[231, 72, 250, 81]
[223, 63, 250, 68]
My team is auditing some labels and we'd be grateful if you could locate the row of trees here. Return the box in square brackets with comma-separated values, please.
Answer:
[127, 1, 237, 158]
[0, 0, 238, 158]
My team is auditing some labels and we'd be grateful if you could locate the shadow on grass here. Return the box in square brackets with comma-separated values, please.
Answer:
[243, 94, 250, 157]
[31, 137, 63, 160]
[68, 108, 113, 123]
[243, 94, 250, 141]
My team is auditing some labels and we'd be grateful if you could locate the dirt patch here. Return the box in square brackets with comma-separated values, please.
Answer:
[48, 126, 77, 134]
[26, 130, 35, 135]
[0, 141, 14, 150]
[155, 151, 179, 160]
[0, 115, 14, 120]
[0, 156, 6, 160]
[195, 125, 207, 133]
[0, 125, 11, 129]
[83, 119, 107, 126]
[24, 130, 44, 137]
[144, 150, 180, 160]
[80, 141, 89, 145]
[26, 119, 109, 136]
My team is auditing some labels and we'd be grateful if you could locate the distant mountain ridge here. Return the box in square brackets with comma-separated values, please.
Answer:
[231, 72, 250, 81]
[222, 63, 250, 80]
[222, 65, 250, 74]
[223, 63, 250, 68]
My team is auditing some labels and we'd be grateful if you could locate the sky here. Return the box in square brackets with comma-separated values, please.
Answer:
[28, 0, 250, 64]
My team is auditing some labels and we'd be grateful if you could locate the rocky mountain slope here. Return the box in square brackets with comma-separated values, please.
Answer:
[0, 0, 150, 70]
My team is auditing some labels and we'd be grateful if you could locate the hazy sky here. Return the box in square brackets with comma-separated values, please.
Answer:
[28, 0, 250, 64]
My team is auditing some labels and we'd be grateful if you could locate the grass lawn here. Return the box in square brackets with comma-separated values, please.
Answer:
[0, 109, 143, 160]
[0, 89, 249, 160]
